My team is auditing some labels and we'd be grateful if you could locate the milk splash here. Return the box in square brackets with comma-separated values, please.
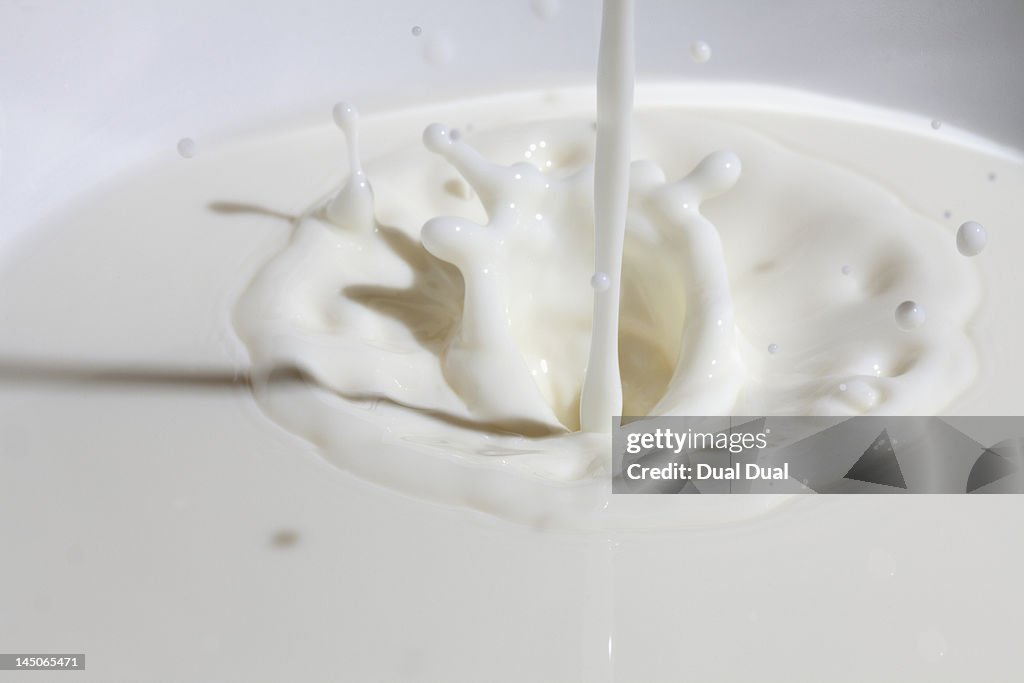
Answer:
[232, 4, 983, 517]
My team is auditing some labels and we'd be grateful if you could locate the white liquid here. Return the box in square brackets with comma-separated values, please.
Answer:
[956, 220, 988, 256]
[5, 82, 1018, 531]
[198, 83, 1020, 527]
[690, 40, 712, 64]
[580, 0, 634, 433]
[4, 86, 1024, 681]
[895, 300, 926, 330]
[177, 137, 198, 159]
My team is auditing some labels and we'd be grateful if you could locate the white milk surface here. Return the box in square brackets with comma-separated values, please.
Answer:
[1, 85, 1023, 681]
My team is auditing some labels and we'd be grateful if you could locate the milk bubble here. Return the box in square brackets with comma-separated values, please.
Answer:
[895, 301, 926, 330]
[590, 272, 611, 291]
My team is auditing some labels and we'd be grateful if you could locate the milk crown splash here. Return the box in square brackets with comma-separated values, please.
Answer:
[282, 0, 746, 434]
[408, 120, 744, 430]
[235, 6, 981, 469]
[410, 0, 742, 432]
[310, 104, 746, 433]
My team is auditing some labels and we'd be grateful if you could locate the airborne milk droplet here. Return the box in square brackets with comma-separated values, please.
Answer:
[177, 137, 197, 159]
[690, 40, 711, 63]
[956, 220, 987, 256]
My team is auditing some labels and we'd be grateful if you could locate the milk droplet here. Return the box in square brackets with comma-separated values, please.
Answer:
[841, 264, 852, 275]
[767, 343, 779, 354]
[590, 272, 610, 291]
[530, 0, 560, 20]
[895, 301, 926, 330]
[987, 171, 997, 181]
[930, 119, 942, 130]
[411, 25, 422, 37]
[423, 34, 455, 65]
[956, 220, 987, 256]
[690, 40, 711, 63]
[177, 137, 197, 159]
[331, 102, 358, 130]
[423, 123, 454, 153]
